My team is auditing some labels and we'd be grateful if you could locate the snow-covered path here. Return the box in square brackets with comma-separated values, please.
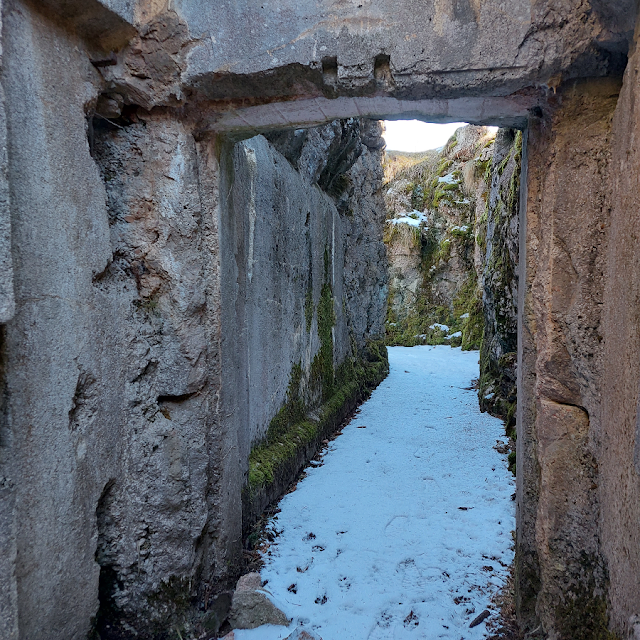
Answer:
[237, 346, 515, 640]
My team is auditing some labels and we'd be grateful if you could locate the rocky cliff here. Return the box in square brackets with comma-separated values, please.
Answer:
[383, 125, 521, 444]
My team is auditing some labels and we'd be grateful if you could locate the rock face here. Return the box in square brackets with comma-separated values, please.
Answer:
[518, 78, 619, 638]
[383, 125, 520, 439]
[383, 125, 490, 349]
[177, 0, 633, 105]
[601, 39, 640, 637]
[478, 129, 521, 431]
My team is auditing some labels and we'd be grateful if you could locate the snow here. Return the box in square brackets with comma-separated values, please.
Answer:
[237, 346, 515, 640]
[429, 323, 449, 332]
[389, 210, 428, 228]
[438, 172, 458, 185]
[445, 331, 462, 339]
[459, 313, 470, 320]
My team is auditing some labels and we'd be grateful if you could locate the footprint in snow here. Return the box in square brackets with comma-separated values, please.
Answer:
[338, 576, 351, 591]
[297, 558, 313, 573]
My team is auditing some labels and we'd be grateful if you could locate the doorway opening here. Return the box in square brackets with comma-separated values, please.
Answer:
[222, 117, 522, 638]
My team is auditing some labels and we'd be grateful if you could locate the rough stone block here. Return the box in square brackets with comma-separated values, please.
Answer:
[228, 589, 290, 629]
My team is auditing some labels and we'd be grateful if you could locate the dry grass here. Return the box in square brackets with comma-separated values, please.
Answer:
[486, 561, 524, 640]
[383, 150, 439, 183]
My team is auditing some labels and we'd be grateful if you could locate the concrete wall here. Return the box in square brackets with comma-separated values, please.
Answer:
[600, 24, 640, 637]
[220, 133, 348, 471]
[517, 78, 618, 638]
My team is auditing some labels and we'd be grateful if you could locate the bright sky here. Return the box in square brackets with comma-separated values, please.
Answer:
[382, 120, 468, 152]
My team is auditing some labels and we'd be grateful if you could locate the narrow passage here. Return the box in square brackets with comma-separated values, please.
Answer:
[240, 346, 514, 639]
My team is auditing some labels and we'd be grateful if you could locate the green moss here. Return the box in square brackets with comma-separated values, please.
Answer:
[432, 237, 452, 264]
[476, 203, 489, 250]
[450, 225, 472, 240]
[248, 363, 308, 489]
[508, 450, 516, 474]
[443, 135, 457, 155]
[133, 294, 160, 314]
[383, 222, 422, 248]
[247, 241, 389, 501]
[555, 556, 620, 640]
[246, 340, 389, 494]
[410, 183, 425, 210]
[305, 281, 314, 332]
[452, 276, 483, 351]
[449, 334, 463, 348]
[311, 282, 336, 400]
[432, 181, 461, 209]
[436, 158, 453, 176]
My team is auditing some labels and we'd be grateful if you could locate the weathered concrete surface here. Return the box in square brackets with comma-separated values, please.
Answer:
[517, 78, 618, 638]
[599, 20, 640, 635]
[179, 0, 634, 103]
[266, 118, 388, 351]
[0, 3, 17, 637]
[233, 121, 388, 533]
[221, 132, 348, 468]
[2, 3, 113, 638]
[201, 95, 539, 135]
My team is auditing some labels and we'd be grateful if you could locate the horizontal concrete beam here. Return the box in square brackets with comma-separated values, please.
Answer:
[199, 94, 539, 136]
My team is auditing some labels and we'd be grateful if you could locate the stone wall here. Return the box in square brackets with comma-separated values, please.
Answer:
[478, 129, 521, 431]
[2, 5, 118, 638]
[0, 2, 385, 638]
[0, 2, 388, 635]
[517, 78, 619, 638]
[237, 120, 389, 530]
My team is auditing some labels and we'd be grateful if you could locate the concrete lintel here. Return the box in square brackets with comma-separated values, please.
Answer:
[208, 94, 538, 134]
